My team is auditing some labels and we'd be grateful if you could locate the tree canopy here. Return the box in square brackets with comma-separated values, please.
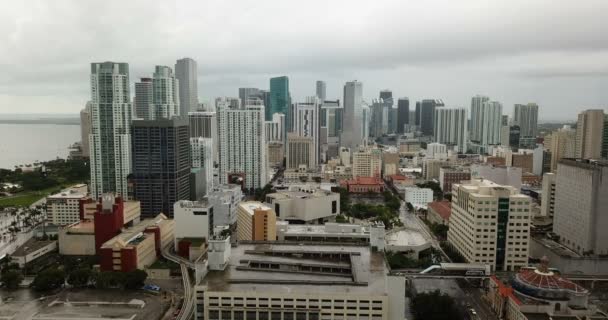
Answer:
[411, 290, 461, 320]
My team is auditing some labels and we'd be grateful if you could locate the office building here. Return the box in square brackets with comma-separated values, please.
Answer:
[134, 77, 153, 120]
[321, 99, 342, 137]
[175, 58, 199, 116]
[173, 200, 214, 247]
[540, 172, 556, 217]
[403, 187, 433, 209]
[236, 201, 276, 241]
[439, 167, 471, 193]
[238, 87, 261, 107]
[190, 137, 214, 194]
[207, 184, 243, 228]
[293, 97, 321, 163]
[513, 103, 539, 139]
[341, 81, 364, 149]
[80, 102, 92, 157]
[433, 108, 468, 153]
[448, 179, 532, 271]
[316, 80, 326, 101]
[471, 164, 522, 190]
[131, 117, 190, 217]
[575, 109, 605, 159]
[150, 65, 180, 120]
[265, 188, 339, 223]
[370, 99, 389, 138]
[397, 98, 409, 134]
[470, 97, 502, 147]
[553, 159, 608, 255]
[286, 133, 315, 170]
[352, 147, 382, 178]
[419, 99, 444, 136]
[267, 142, 284, 168]
[188, 111, 218, 163]
[46, 184, 88, 225]
[265, 112, 285, 142]
[218, 105, 267, 190]
[269, 76, 290, 123]
[194, 242, 405, 320]
[426, 142, 447, 159]
[89, 62, 133, 198]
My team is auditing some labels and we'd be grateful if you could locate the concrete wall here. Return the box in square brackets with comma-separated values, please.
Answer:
[530, 238, 608, 275]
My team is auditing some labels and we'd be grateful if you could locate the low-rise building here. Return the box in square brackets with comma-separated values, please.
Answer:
[265, 188, 339, 223]
[340, 176, 385, 193]
[194, 243, 405, 320]
[99, 213, 174, 272]
[207, 184, 242, 228]
[438, 167, 471, 193]
[174, 200, 213, 248]
[403, 187, 433, 209]
[385, 228, 431, 258]
[236, 202, 276, 241]
[275, 221, 386, 250]
[11, 239, 57, 267]
[45, 184, 88, 225]
[427, 200, 451, 225]
[471, 164, 523, 190]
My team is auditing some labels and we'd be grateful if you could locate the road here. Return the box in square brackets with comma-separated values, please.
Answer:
[461, 284, 495, 320]
[398, 200, 451, 262]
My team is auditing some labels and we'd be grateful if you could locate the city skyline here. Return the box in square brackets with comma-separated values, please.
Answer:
[1, 1, 608, 121]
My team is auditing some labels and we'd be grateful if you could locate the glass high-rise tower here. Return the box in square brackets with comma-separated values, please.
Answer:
[269, 76, 290, 125]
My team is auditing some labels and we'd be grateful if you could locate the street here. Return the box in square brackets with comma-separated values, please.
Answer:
[398, 200, 451, 262]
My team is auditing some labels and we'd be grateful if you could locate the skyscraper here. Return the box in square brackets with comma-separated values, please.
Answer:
[80, 102, 92, 158]
[341, 81, 363, 149]
[89, 62, 132, 199]
[151, 66, 179, 120]
[548, 126, 576, 172]
[292, 97, 321, 166]
[603, 114, 608, 160]
[188, 111, 218, 164]
[218, 105, 267, 190]
[419, 99, 444, 136]
[131, 117, 190, 217]
[513, 103, 539, 139]
[575, 109, 605, 159]
[265, 112, 286, 143]
[238, 87, 261, 107]
[269, 76, 290, 123]
[433, 108, 468, 153]
[175, 58, 199, 116]
[397, 98, 409, 134]
[134, 78, 153, 120]
[286, 133, 315, 170]
[316, 81, 326, 102]
[190, 137, 214, 195]
[370, 99, 389, 138]
[470, 96, 502, 147]
[321, 100, 342, 137]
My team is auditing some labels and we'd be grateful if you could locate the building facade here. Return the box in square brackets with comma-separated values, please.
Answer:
[269, 76, 290, 123]
[175, 58, 199, 116]
[448, 179, 531, 271]
[575, 109, 605, 160]
[236, 202, 276, 241]
[419, 99, 444, 136]
[470, 96, 502, 147]
[286, 134, 316, 170]
[89, 62, 133, 198]
[341, 81, 364, 149]
[134, 78, 153, 120]
[131, 117, 191, 217]
[265, 188, 339, 223]
[190, 137, 214, 195]
[433, 108, 468, 153]
[293, 97, 321, 163]
[397, 97, 409, 134]
[513, 103, 539, 139]
[79, 103, 92, 157]
[150, 65, 180, 120]
[352, 147, 382, 178]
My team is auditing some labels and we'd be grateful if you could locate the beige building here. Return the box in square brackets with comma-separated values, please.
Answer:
[447, 179, 532, 271]
[194, 243, 405, 320]
[236, 202, 276, 241]
[553, 159, 608, 255]
[539, 172, 556, 217]
[267, 142, 284, 168]
[548, 126, 576, 172]
[286, 133, 316, 170]
[575, 109, 605, 159]
[352, 147, 382, 178]
[265, 188, 339, 223]
[46, 184, 88, 225]
[382, 151, 399, 177]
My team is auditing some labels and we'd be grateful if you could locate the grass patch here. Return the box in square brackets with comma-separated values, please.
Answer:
[150, 259, 179, 270]
[0, 186, 61, 207]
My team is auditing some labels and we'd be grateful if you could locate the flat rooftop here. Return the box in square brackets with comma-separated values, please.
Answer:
[239, 202, 272, 215]
[280, 223, 369, 236]
[12, 239, 55, 257]
[385, 229, 429, 247]
[201, 243, 389, 295]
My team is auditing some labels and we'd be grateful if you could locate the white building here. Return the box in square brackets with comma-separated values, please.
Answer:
[265, 112, 285, 143]
[447, 179, 532, 271]
[433, 108, 468, 153]
[352, 147, 382, 178]
[339, 147, 351, 166]
[175, 58, 199, 116]
[188, 111, 218, 163]
[46, 184, 88, 225]
[341, 81, 364, 149]
[540, 172, 556, 217]
[150, 65, 179, 120]
[470, 96, 502, 147]
[403, 187, 433, 209]
[276, 221, 386, 250]
[293, 97, 321, 164]
[265, 188, 339, 223]
[173, 200, 213, 248]
[207, 184, 243, 228]
[190, 137, 214, 195]
[471, 164, 522, 190]
[89, 62, 132, 198]
[513, 103, 539, 139]
[217, 105, 267, 190]
[426, 142, 448, 159]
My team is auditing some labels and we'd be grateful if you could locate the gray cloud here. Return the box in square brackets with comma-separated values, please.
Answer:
[0, 0, 607, 120]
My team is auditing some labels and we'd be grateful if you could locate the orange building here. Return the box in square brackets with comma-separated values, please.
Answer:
[236, 202, 277, 241]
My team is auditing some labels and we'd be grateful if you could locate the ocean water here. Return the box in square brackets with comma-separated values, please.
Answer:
[0, 123, 81, 169]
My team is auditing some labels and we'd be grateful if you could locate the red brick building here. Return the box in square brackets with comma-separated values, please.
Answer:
[340, 176, 385, 193]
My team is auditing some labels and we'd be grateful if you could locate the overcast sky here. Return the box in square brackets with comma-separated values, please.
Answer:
[1, 0, 607, 121]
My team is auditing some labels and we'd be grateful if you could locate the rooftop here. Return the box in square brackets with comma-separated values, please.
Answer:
[238, 202, 272, 216]
[200, 243, 389, 295]
[101, 213, 171, 249]
[12, 239, 56, 257]
[385, 229, 429, 248]
[428, 201, 451, 221]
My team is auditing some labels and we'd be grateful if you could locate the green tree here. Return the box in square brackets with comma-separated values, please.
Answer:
[93, 271, 124, 289]
[411, 290, 461, 320]
[337, 187, 351, 214]
[67, 268, 92, 287]
[335, 214, 348, 223]
[124, 270, 148, 289]
[1, 270, 23, 289]
[32, 268, 65, 291]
